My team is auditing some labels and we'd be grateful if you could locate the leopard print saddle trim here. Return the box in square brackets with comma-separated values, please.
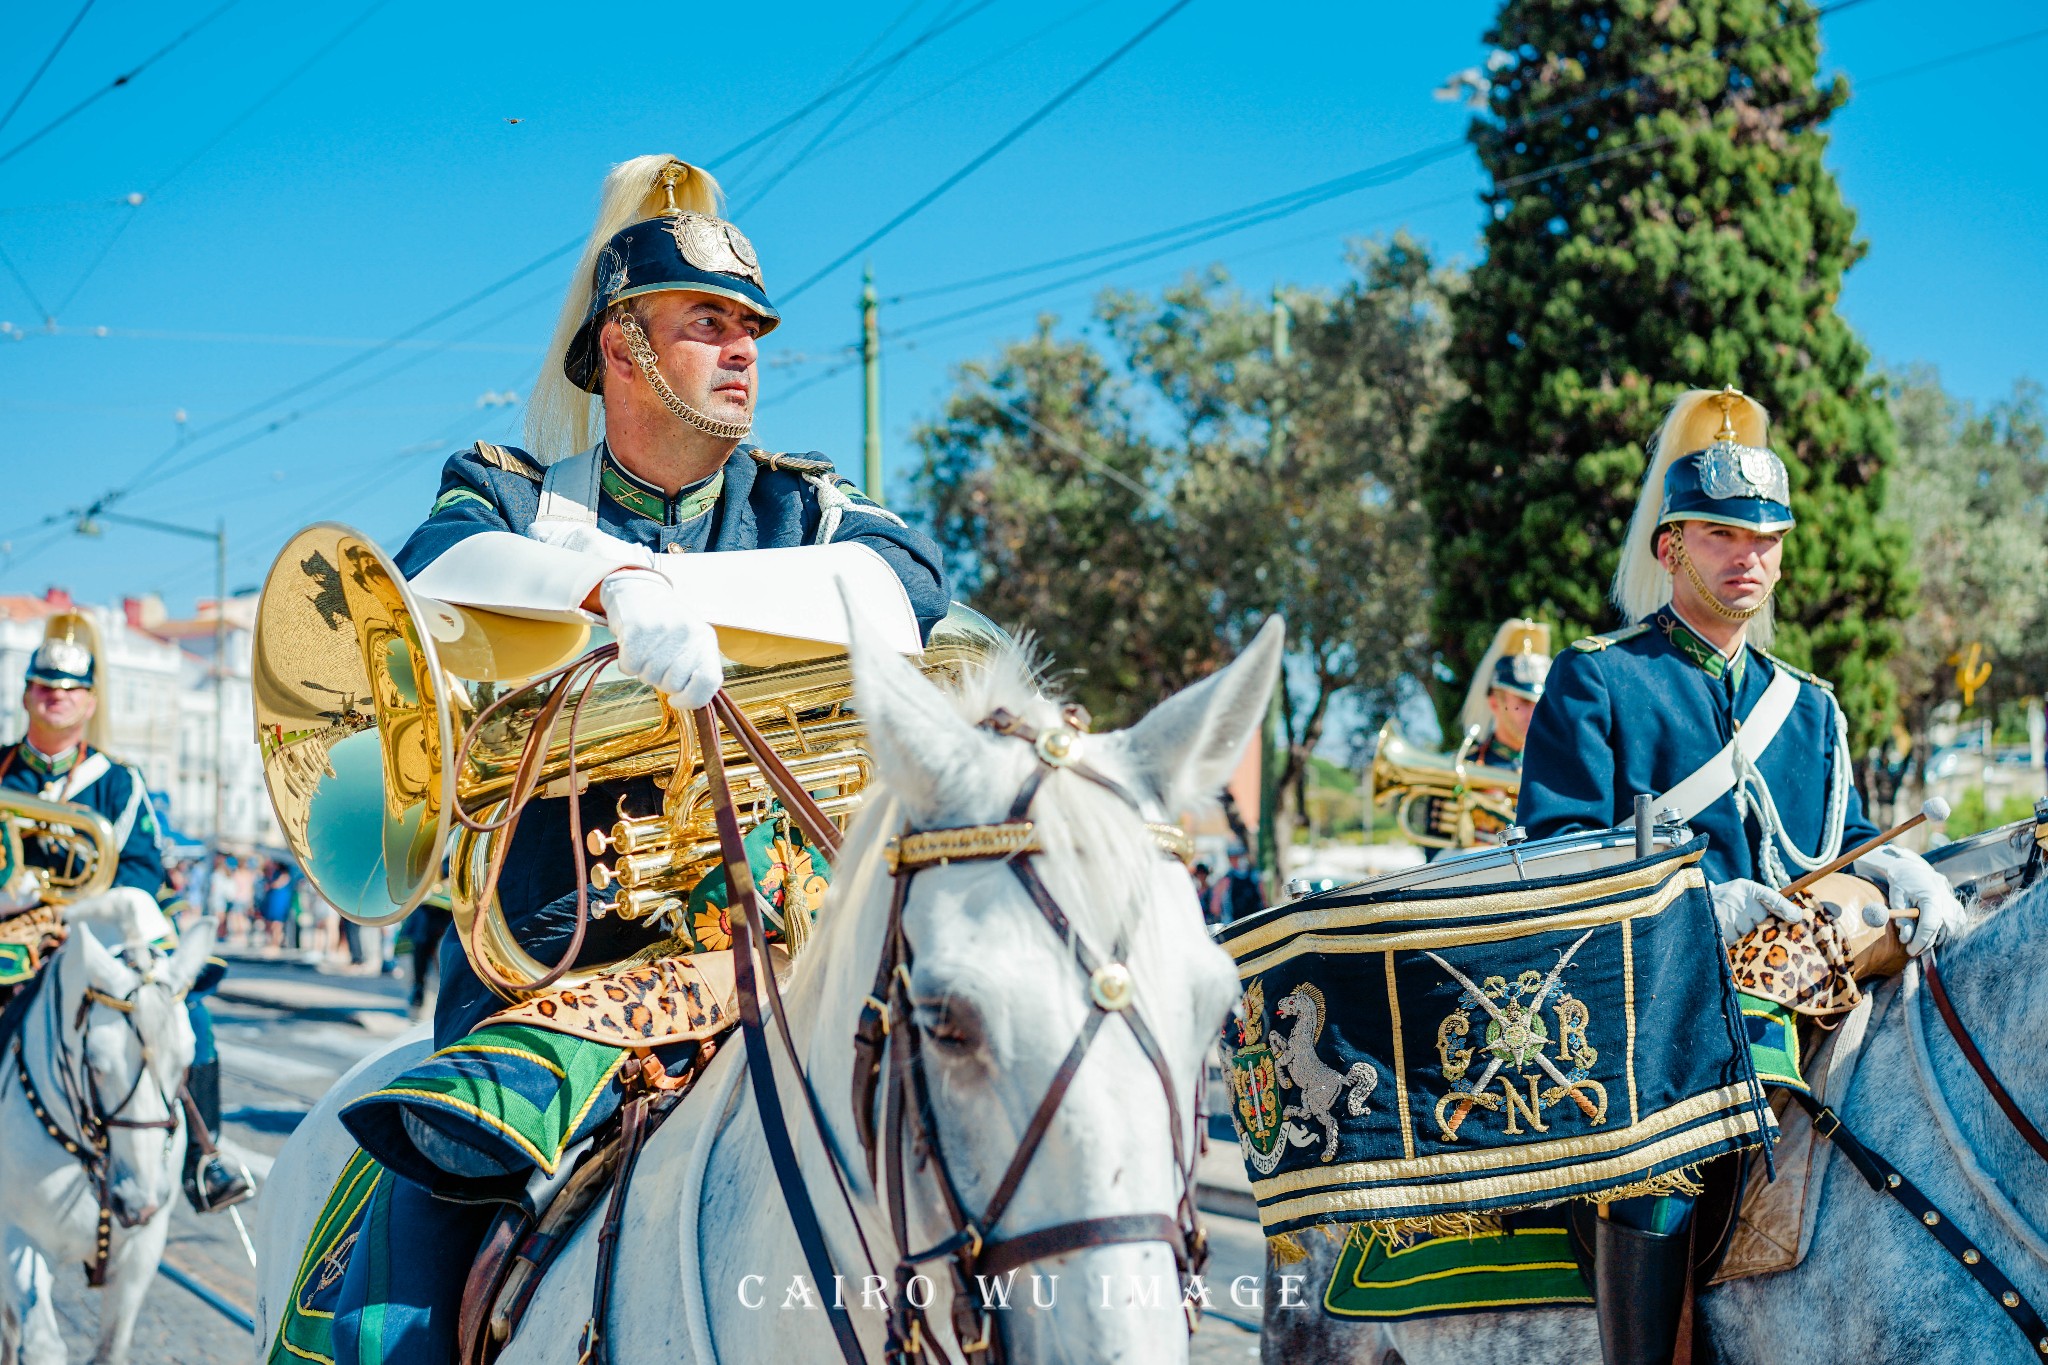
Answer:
[1727, 905, 1862, 1018]
[486, 945, 739, 1046]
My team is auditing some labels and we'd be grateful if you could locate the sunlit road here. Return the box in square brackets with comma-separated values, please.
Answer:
[46, 951, 1266, 1362]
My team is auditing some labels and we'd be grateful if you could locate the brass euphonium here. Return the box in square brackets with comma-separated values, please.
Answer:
[0, 789, 117, 907]
[1369, 720, 1521, 850]
[252, 524, 1001, 999]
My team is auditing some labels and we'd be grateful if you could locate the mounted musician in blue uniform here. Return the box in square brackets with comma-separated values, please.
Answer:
[1459, 617, 1552, 772]
[0, 615, 253, 1214]
[308, 153, 950, 1364]
[1516, 385, 1966, 1365]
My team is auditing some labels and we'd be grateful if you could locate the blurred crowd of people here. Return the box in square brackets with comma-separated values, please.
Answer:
[163, 853, 400, 975]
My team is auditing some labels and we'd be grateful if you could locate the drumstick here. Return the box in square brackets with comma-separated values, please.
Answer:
[1779, 798, 1950, 901]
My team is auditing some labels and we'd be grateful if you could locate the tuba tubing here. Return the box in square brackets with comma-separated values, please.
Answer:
[0, 790, 117, 907]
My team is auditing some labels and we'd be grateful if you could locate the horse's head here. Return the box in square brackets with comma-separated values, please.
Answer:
[55, 906, 216, 1227]
[839, 612, 1283, 1362]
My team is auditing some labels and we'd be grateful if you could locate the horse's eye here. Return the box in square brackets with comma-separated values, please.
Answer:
[913, 995, 985, 1054]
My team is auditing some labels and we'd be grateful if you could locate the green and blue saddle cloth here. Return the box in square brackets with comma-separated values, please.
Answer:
[269, 812, 827, 1365]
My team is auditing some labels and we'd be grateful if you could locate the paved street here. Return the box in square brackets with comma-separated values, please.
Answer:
[44, 952, 1268, 1363]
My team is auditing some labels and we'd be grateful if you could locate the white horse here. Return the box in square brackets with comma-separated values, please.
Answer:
[0, 903, 215, 1365]
[257, 616, 1284, 1363]
[1258, 873, 2048, 1364]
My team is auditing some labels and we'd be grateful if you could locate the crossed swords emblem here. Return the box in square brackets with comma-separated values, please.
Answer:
[1428, 927, 1601, 1139]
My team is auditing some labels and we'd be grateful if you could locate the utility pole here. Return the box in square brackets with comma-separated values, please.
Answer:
[1258, 289, 1291, 895]
[74, 509, 229, 851]
[860, 267, 884, 501]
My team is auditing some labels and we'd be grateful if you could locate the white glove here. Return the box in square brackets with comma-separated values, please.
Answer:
[597, 569, 723, 710]
[1709, 878, 1805, 946]
[1854, 843, 1964, 955]
[526, 519, 656, 570]
[64, 885, 172, 951]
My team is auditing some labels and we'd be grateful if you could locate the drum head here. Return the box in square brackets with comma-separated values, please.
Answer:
[253, 524, 454, 927]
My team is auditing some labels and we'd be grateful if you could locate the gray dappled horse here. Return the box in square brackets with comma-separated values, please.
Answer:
[1260, 872, 2048, 1364]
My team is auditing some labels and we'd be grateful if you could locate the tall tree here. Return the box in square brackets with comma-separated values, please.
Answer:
[914, 241, 1458, 868]
[1422, 0, 1911, 746]
[1884, 373, 2048, 781]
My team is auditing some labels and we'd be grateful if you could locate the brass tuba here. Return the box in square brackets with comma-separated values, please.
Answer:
[1369, 721, 1521, 850]
[0, 789, 117, 907]
[252, 524, 1000, 999]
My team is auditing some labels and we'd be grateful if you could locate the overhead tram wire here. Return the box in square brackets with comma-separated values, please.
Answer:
[0, 0, 245, 170]
[0, 1, 97, 139]
[889, 0, 1876, 312]
[732, 0, 949, 214]
[892, 133, 1674, 341]
[55, 4, 1002, 523]
[779, 0, 1199, 304]
[1858, 21, 2048, 88]
[46, 0, 396, 319]
[806, 0, 1115, 161]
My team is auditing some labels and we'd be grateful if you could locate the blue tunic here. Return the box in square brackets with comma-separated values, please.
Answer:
[1516, 614, 1878, 887]
[0, 743, 165, 895]
[392, 440, 951, 641]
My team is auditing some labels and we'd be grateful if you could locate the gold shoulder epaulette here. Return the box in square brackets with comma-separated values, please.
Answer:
[1764, 651, 1834, 691]
[1570, 624, 1648, 653]
[749, 449, 835, 476]
[472, 441, 541, 481]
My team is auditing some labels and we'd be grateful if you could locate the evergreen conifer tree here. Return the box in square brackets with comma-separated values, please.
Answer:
[1422, 1, 1911, 744]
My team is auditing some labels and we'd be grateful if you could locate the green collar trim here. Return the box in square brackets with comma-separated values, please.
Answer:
[1478, 736, 1523, 770]
[600, 455, 724, 526]
[1656, 611, 1747, 689]
[17, 741, 83, 778]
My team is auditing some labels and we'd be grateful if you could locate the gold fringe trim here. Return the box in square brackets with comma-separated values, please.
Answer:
[1343, 1163, 1713, 1246]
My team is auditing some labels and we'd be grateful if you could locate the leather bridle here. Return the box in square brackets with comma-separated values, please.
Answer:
[596, 693, 1209, 1365]
[847, 705, 1206, 1364]
[11, 960, 183, 1286]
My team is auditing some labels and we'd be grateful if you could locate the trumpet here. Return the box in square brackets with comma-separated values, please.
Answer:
[253, 524, 1000, 1000]
[1370, 721, 1521, 850]
[0, 789, 117, 907]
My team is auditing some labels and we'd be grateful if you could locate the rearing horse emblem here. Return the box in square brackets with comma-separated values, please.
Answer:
[1429, 928, 1608, 1142]
[1269, 982, 1379, 1164]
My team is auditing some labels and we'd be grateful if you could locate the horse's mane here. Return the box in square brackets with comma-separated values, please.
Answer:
[789, 640, 1169, 1010]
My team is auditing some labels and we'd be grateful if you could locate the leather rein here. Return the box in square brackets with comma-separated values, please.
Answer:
[849, 705, 1206, 1365]
[11, 965, 183, 1286]
[1792, 949, 2048, 1356]
[578, 691, 1205, 1365]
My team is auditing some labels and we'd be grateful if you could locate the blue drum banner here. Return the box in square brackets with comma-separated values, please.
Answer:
[1215, 838, 1769, 1238]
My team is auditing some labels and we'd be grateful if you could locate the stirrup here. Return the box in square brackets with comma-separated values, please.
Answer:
[186, 1153, 256, 1214]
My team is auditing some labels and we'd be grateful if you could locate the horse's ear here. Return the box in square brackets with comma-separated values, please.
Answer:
[843, 589, 988, 826]
[1115, 616, 1285, 814]
[167, 918, 217, 995]
[72, 923, 139, 997]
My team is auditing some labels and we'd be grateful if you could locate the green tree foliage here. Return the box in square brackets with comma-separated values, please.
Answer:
[1423, 0, 1911, 745]
[1884, 373, 2048, 773]
[913, 241, 1458, 866]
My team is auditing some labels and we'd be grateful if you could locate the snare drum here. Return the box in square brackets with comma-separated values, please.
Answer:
[1250, 822, 1697, 918]
[1922, 808, 2048, 912]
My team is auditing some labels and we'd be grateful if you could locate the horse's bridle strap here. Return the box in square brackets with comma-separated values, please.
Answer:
[885, 821, 1192, 875]
[1924, 953, 2048, 1167]
[976, 1212, 1187, 1280]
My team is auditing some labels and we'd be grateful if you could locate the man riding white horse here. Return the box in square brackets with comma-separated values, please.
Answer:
[0, 615, 251, 1215]
[313, 152, 949, 1363]
[1516, 384, 1967, 1365]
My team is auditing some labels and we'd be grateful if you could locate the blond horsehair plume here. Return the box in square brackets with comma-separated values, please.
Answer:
[524, 155, 725, 465]
[1610, 387, 1777, 646]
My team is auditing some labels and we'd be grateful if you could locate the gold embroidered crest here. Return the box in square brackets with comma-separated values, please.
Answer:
[1428, 929, 1608, 1142]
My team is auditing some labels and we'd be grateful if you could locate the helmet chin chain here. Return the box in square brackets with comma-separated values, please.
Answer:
[1668, 529, 1772, 622]
[614, 309, 752, 442]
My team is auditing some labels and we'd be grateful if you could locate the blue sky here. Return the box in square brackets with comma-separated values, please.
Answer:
[1, 0, 2042, 614]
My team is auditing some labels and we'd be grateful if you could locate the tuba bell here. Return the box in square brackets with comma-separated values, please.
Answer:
[252, 524, 1001, 999]
[1369, 720, 1521, 850]
[0, 790, 117, 908]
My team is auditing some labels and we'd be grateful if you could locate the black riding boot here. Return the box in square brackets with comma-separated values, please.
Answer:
[1593, 1215, 1691, 1365]
[182, 1057, 254, 1213]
